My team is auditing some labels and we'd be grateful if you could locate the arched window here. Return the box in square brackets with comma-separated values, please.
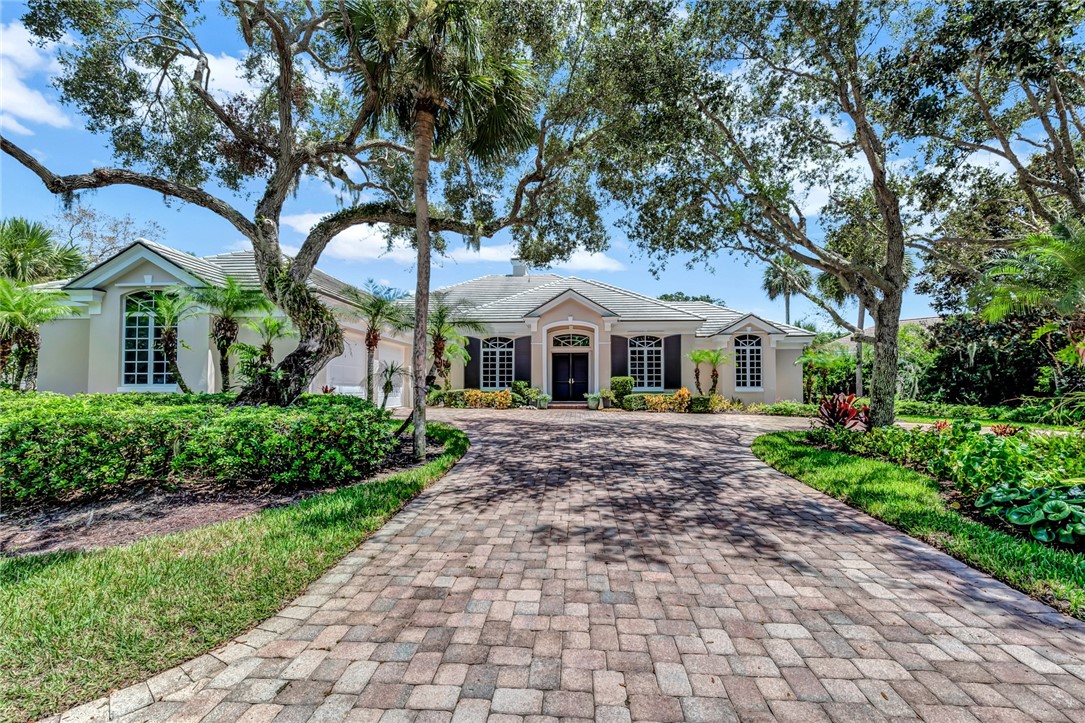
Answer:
[628, 335, 663, 389]
[734, 334, 762, 390]
[123, 292, 173, 386]
[481, 336, 514, 389]
[553, 333, 590, 348]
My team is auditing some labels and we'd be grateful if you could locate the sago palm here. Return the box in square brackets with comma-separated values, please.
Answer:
[331, 0, 537, 458]
[147, 291, 198, 394]
[427, 292, 486, 391]
[687, 349, 712, 394]
[0, 277, 77, 389]
[0, 217, 86, 282]
[702, 348, 729, 395]
[344, 280, 412, 403]
[762, 255, 812, 325]
[184, 277, 271, 392]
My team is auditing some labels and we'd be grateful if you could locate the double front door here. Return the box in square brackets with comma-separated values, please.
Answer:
[552, 353, 589, 401]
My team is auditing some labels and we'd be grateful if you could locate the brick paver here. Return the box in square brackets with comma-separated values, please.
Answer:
[54, 410, 1085, 723]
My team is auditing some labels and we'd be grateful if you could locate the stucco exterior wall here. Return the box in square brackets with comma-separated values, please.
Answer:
[37, 318, 90, 394]
[775, 347, 804, 402]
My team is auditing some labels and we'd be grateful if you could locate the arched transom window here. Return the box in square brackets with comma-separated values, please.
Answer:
[628, 335, 663, 389]
[123, 292, 174, 386]
[553, 333, 590, 348]
[734, 334, 762, 390]
[481, 336, 514, 389]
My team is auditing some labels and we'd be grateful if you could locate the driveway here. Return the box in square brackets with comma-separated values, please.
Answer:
[66, 410, 1085, 723]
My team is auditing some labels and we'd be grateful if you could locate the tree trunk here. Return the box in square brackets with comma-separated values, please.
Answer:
[854, 304, 865, 397]
[234, 276, 344, 406]
[411, 106, 437, 460]
[0, 336, 10, 385]
[19, 330, 41, 391]
[710, 367, 719, 395]
[160, 328, 192, 394]
[212, 316, 239, 393]
[784, 293, 791, 325]
[365, 341, 377, 403]
[868, 289, 902, 428]
[693, 366, 702, 395]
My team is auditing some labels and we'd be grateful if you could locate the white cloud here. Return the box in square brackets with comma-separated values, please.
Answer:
[552, 250, 625, 273]
[280, 213, 415, 264]
[0, 22, 70, 135]
[447, 243, 517, 263]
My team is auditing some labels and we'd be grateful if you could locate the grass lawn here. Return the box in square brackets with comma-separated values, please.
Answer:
[752, 431, 1085, 620]
[895, 414, 1077, 432]
[0, 423, 468, 722]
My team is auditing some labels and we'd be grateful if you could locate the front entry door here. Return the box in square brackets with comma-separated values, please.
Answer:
[552, 353, 589, 401]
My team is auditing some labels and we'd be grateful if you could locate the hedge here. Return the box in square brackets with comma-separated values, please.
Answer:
[0, 393, 397, 501]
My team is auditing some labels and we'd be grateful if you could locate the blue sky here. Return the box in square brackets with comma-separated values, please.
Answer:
[0, 4, 940, 328]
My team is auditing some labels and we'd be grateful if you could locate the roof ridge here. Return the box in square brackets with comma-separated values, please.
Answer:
[470, 276, 567, 311]
[570, 277, 705, 320]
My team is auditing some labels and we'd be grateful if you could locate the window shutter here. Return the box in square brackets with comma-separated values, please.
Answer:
[611, 335, 628, 376]
[464, 337, 481, 389]
[664, 335, 682, 389]
[514, 336, 532, 383]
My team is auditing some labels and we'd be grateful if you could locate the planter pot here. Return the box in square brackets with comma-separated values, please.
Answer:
[587, 398, 600, 410]
[601, 397, 612, 408]
[537, 400, 549, 409]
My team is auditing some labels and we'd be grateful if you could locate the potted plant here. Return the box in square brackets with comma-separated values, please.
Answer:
[599, 388, 616, 408]
[537, 393, 551, 410]
[584, 392, 602, 410]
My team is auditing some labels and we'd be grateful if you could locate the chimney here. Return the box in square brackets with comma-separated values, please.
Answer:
[510, 258, 529, 277]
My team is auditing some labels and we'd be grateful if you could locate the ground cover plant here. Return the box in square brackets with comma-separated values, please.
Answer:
[0, 423, 468, 721]
[753, 431, 1085, 620]
[0, 393, 397, 501]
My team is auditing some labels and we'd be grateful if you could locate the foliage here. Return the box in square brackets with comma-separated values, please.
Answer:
[761, 254, 812, 324]
[688, 348, 728, 395]
[184, 278, 271, 393]
[510, 380, 540, 407]
[816, 393, 869, 431]
[896, 323, 937, 400]
[460, 388, 513, 410]
[0, 278, 79, 391]
[377, 361, 408, 410]
[142, 290, 198, 394]
[896, 398, 1085, 427]
[637, 387, 692, 413]
[609, 376, 635, 405]
[977, 482, 1085, 546]
[797, 345, 859, 402]
[658, 291, 725, 305]
[689, 395, 712, 414]
[343, 281, 411, 402]
[0, 394, 395, 500]
[50, 206, 166, 263]
[0, 423, 468, 722]
[990, 423, 1024, 438]
[0, 217, 85, 283]
[753, 431, 1085, 621]
[426, 292, 486, 391]
[622, 393, 649, 412]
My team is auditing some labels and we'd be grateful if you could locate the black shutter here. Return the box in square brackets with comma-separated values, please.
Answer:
[464, 337, 481, 389]
[514, 336, 532, 383]
[611, 335, 628, 377]
[664, 335, 682, 389]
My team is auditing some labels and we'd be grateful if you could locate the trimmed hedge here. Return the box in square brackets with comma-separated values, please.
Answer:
[0, 393, 396, 501]
[896, 398, 1085, 426]
[610, 376, 634, 405]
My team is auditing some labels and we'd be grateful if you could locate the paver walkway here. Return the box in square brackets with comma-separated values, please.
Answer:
[61, 410, 1085, 723]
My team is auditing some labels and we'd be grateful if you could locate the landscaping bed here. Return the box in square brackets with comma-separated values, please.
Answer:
[752, 428, 1085, 620]
[0, 421, 469, 722]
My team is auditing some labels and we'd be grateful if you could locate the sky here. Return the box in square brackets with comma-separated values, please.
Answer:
[0, 3, 944, 329]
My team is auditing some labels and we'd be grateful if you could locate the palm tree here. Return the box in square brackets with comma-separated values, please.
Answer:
[427, 292, 486, 391]
[980, 220, 1085, 367]
[0, 217, 86, 282]
[145, 291, 198, 394]
[687, 349, 711, 394]
[762, 255, 812, 325]
[332, 0, 537, 459]
[702, 348, 729, 395]
[344, 281, 413, 403]
[184, 277, 270, 392]
[243, 314, 296, 366]
[0, 278, 77, 389]
[378, 361, 408, 410]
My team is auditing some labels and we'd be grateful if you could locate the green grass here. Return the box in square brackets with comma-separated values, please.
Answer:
[895, 414, 1076, 432]
[752, 431, 1085, 620]
[0, 423, 469, 723]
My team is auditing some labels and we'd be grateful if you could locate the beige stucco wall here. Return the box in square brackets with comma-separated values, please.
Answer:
[775, 347, 804, 402]
[37, 318, 90, 394]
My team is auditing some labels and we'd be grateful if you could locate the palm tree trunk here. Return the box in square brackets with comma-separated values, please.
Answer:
[161, 328, 192, 394]
[710, 367, 719, 395]
[365, 342, 377, 403]
[212, 316, 239, 393]
[693, 366, 702, 395]
[22, 330, 41, 391]
[0, 336, 10, 384]
[411, 106, 436, 461]
[784, 293, 791, 325]
[854, 304, 865, 397]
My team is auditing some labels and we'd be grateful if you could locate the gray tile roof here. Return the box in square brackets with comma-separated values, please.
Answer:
[466, 277, 703, 322]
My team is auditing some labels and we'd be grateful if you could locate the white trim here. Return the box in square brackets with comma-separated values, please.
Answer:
[525, 289, 618, 319]
[117, 385, 180, 393]
[540, 319, 600, 398]
[714, 313, 788, 336]
[734, 387, 764, 392]
[66, 245, 206, 290]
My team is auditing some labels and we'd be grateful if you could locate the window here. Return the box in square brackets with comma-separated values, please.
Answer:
[734, 334, 762, 389]
[123, 292, 174, 386]
[481, 336, 514, 389]
[628, 335, 663, 389]
[553, 333, 590, 348]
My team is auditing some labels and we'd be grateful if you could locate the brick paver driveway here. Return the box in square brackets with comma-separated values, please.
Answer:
[71, 410, 1085, 723]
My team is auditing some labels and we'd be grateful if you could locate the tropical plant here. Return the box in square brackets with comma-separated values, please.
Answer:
[817, 393, 869, 431]
[0, 278, 78, 390]
[427, 293, 486, 391]
[143, 291, 198, 394]
[797, 345, 856, 402]
[332, 0, 536, 459]
[184, 278, 271, 393]
[977, 482, 1085, 545]
[377, 361, 408, 410]
[688, 349, 710, 395]
[0, 217, 85, 282]
[344, 281, 412, 403]
[762, 255, 812, 325]
[244, 314, 296, 363]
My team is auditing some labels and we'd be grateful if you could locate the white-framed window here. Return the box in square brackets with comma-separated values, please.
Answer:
[481, 336, 514, 389]
[553, 333, 590, 348]
[734, 334, 762, 390]
[123, 292, 174, 387]
[628, 335, 663, 389]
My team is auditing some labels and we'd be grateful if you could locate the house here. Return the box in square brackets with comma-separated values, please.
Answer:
[36, 242, 814, 405]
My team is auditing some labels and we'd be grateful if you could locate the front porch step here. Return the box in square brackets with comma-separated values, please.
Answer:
[547, 401, 588, 409]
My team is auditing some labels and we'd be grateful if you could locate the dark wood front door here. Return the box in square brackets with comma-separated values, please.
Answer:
[552, 353, 589, 401]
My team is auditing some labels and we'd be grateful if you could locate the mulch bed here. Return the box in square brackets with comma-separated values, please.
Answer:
[0, 440, 443, 557]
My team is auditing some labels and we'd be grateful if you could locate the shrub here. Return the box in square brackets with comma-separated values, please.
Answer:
[817, 393, 869, 431]
[610, 376, 635, 405]
[460, 388, 514, 409]
[444, 390, 467, 408]
[690, 395, 712, 414]
[0, 395, 396, 500]
[991, 423, 1024, 437]
[977, 481, 1085, 545]
[763, 401, 816, 417]
[510, 381, 540, 407]
[643, 394, 672, 412]
[671, 387, 691, 412]
[623, 393, 649, 411]
[708, 393, 728, 412]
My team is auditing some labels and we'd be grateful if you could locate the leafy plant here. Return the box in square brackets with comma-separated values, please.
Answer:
[183, 278, 270, 393]
[977, 482, 1085, 545]
[990, 423, 1024, 437]
[610, 376, 634, 405]
[817, 393, 870, 431]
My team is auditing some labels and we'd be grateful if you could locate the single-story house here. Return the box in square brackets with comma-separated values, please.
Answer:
[37, 242, 813, 405]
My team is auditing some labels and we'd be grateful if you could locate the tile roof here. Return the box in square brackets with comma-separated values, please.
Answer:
[466, 277, 704, 322]
[667, 301, 813, 337]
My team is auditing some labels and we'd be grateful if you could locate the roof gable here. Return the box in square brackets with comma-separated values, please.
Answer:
[524, 289, 618, 318]
[64, 241, 217, 290]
